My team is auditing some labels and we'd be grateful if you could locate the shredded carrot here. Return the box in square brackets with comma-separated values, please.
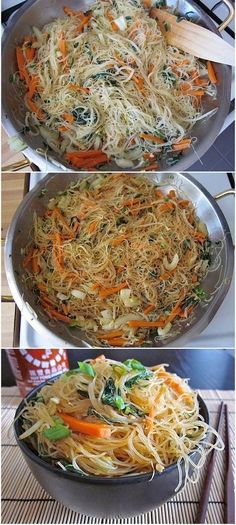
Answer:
[146, 385, 166, 433]
[25, 45, 35, 62]
[158, 371, 193, 404]
[143, 304, 155, 315]
[122, 198, 140, 207]
[207, 61, 217, 84]
[87, 221, 98, 234]
[143, 0, 152, 8]
[163, 289, 186, 327]
[155, 190, 164, 198]
[63, 7, 83, 17]
[99, 283, 128, 298]
[192, 274, 198, 283]
[68, 83, 90, 94]
[22, 247, 34, 268]
[194, 231, 206, 244]
[186, 89, 205, 97]
[37, 283, 47, 292]
[59, 413, 112, 438]
[140, 133, 164, 144]
[158, 270, 173, 281]
[46, 309, 71, 323]
[178, 200, 190, 208]
[97, 330, 124, 340]
[116, 266, 125, 275]
[27, 76, 39, 99]
[32, 251, 40, 274]
[108, 337, 127, 346]
[114, 52, 126, 66]
[59, 33, 67, 58]
[111, 235, 129, 246]
[91, 283, 100, 291]
[16, 46, 30, 84]
[159, 202, 175, 212]
[145, 163, 159, 171]
[62, 112, 75, 123]
[26, 95, 45, 121]
[53, 208, 73, 236]
[172, 139, 191, 151]
[168, 190, 176, 199]
[53, 232, 63, 270]
[128, 320, 165, 328]
[194, 78, 209, 87]
[58, 125, 70, 132]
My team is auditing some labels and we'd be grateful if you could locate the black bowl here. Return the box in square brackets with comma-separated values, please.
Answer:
[14, 360, 209, 518]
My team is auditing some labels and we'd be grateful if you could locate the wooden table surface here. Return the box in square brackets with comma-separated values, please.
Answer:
[1, 173, 27, 347]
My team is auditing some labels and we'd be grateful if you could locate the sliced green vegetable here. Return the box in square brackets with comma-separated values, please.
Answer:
[125, 370, 152, 389]
[194, 287, 208, 300]
[115, 395, 126, 410]
[77, 361, 95, 378]
[123, 359, 146, 371]
[43, 424, 71, 441]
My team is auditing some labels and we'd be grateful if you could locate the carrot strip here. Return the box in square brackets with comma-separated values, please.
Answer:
[22, 247, 34, 268]
[108, 337, 127, 346]
[59, 413, 111, 438]
[145, 163, 159, 171]
[143, 0, 152, 7]
[178, 200, 190, 208]
[37, 283, 47, 292]
[25, 45, 35, 62]
[91, 283, 100, 291]
[62, 112, 75, 123]
[32, 251, 40, 274]
[163, 289, 186, 327]
[122, 198, 140, 207]
[168, 190, 176, 199]
[46, 309, 72, 323]
[111, 235, 129, 246]
[140, 133, 164, 144]
[155, 190, 164, 198]
[53, 232, 63, 270]
[58, 125, 70, 132]
[143, 304, 155, 315]
[207, 61, 217, 84]
[65, 150, 105, 158]
[59, 33, 67, 58]
[159, 202, 175, 212]
[116, 266, 125, 275]
[114, 52, 126, 66]
[194, 78, 209, 87]
[172, 139, 191, 152]
[63, 7, 83, 17]
[26, 95, 45, 121]
[16, 46, 30, 84]
[128, 320, 165, 328]
[97, 330, 124, 340]
[68, 84, 90, 94]
[186, 89, 205, 97]
[53, 208, 73, 235]
[87, 220, 98, 233]
[99, 283, 128, 298]
[192, 274, 198, 283]
[27, 76, 39, 99]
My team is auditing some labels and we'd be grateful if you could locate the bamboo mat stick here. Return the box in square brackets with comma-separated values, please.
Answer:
[195, 401, 224, 524]
[224, 404, 235, 524]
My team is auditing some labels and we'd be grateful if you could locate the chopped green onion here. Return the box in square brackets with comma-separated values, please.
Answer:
[43, 424, 71, 441]
[123, 359, 146, 371]
[115, 396, 126, 410]
[77, 361, 95, 378]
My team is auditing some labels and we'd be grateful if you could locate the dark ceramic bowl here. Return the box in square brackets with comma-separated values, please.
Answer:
[14, 368, 209, 518]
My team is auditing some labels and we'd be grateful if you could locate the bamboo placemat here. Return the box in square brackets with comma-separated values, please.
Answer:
[1, 387, 235, 525]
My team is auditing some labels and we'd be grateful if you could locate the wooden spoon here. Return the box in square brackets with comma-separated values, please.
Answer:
[150, 8, 234, 66]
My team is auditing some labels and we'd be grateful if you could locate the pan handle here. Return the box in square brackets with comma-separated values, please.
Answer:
[212, 0, 235, 32]
[214, 189, 235, 200]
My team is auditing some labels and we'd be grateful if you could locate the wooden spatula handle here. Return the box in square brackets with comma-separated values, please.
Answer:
[150, 8, 235, 65]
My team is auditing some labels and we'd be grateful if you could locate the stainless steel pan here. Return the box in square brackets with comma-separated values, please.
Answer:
[1, 0, 234, 172]
[5, 172, 234, 348]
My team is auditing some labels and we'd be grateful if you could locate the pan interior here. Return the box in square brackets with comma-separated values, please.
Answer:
[5, 172, 233, 348]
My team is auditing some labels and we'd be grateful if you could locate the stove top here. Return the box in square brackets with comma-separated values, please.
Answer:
[18, 172, 235, 349]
